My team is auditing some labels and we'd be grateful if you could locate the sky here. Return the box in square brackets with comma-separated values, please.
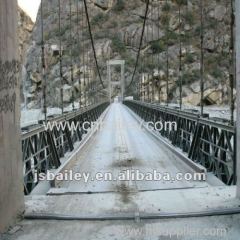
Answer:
[18, 0, 41, 22]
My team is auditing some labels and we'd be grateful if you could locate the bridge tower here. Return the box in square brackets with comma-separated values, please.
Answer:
[0, 0, 24, 232]
[107, 60, 125, 102]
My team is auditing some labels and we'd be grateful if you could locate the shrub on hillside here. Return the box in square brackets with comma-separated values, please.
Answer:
[113, 0, 125, 12]
[91, 13, 109, 26]
[111, 35, 126, 53]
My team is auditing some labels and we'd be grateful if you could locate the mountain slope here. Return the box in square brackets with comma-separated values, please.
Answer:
[23, 0, 234, 108]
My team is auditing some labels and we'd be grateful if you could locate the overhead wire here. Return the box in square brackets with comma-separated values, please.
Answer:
[69, 0, 75, 111]
[40, 0, 47, 122]
[166, 0, 169, 106]
[157, 0, 161, 104]
[200, 0, 204, 116]
[229, 0, 235, 125]
[151, 3, 154, 102]
[58, 0, 64, 114]
[81, 1, 87, 107]
[76, 0, 82, 109]
[178, 2, 183, 109]
[146, 6, 150, 102]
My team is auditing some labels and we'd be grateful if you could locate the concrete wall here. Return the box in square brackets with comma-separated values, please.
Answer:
[0, 0, 24, 233]
[236, 0, 240, 198]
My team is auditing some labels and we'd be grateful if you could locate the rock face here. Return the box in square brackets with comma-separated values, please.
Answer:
[22, 0, 234, 108]
[93, 0, 115, 10]
[18, 7, 34, 63]
[18, 7, 34, 102]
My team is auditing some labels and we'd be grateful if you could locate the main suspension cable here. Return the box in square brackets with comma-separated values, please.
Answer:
[126, 0, 150, 89]
[83, 0, 105, 89]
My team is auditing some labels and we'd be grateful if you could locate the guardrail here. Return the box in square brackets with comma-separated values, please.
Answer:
[22, 102, 109, 194]
[124, 100, 236, 185]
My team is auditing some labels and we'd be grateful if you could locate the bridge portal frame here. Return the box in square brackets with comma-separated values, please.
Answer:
[107, 60, 125, 102]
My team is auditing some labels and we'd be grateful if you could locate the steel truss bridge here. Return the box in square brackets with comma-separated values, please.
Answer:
[20, 0, 236, 194]
[11, 0, 240, 239]
[22, 100, 236, 195]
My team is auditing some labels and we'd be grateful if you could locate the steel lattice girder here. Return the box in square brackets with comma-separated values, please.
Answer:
[21, 102, 109, 194]
[124, 100, 236, 186]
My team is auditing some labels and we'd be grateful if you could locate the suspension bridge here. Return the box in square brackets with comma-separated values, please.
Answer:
[1, 0, 240, 239]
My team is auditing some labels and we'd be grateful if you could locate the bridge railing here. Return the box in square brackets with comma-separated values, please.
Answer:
[124, 100, 236, 186]
[21, 102, 109, 194]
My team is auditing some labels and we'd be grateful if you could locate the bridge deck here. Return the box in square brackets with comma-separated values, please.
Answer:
[53, 103, 208, 193]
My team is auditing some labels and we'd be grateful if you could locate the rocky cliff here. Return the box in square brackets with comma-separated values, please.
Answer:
[23, 0, 234, 108]
[18, 7, 34, 102]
